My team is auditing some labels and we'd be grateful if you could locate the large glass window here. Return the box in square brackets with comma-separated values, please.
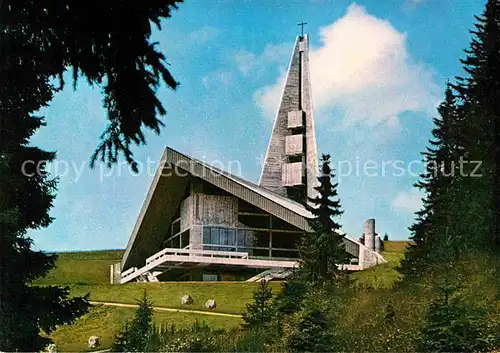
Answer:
[172, 219, 181, 235]
[203, 227, 237, 251]
[203, 228, 210, 244]
[237, 229, 254, 247]
[272, 232, 301, 249]
[202, 273, 218, 281]
[253, 249, 270, 257]
[210, 227, 219, 244]
[254, 231, 270, 247]
[172, 235, 180, 248]
[201, 225, 301, 259]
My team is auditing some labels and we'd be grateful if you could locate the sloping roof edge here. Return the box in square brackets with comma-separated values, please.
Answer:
[121, 149, 168, 268]
[121, 147, 314, 268]
[165, 147, 314, 225]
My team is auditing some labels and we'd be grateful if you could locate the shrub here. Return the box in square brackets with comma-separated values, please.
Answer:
[242, 280, 274, 328]
[417, 292, 492, 352]
[111, 291, 157, 352]
[160, 321, 225, 352]
[273, 280, 306, 317]
[283, 307, 333, 352]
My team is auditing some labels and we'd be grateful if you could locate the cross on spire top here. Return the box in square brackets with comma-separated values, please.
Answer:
[297, 21, 307, 37]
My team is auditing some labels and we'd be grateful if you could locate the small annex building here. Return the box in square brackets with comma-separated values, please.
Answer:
[112, 34, 386, 284]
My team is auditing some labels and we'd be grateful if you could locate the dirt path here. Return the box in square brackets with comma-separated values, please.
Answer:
[89, 301, 243, 318]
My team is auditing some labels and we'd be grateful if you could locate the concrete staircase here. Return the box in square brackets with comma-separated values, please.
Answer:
[246, 268, 294, 282]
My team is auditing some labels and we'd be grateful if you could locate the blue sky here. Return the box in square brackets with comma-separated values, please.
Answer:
[30, 0, 486, 251]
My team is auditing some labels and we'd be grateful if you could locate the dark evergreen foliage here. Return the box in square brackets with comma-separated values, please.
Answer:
[417, 290, 491, 352]
[400, 0, 500, 279]
[0, 1, 182, 350]
[111, 291, 156, 352]
[453, 0, 500, 252]
[284, 308, 333, 352]
[400, 85, 469, 278]
[1, 0, 182, 169]
[273, 281, 307, 317]
[0, 63, 90, 350]
[299, 154, 347, 284]
[242, 280, 274, 327]
[405, 84, 461, 272]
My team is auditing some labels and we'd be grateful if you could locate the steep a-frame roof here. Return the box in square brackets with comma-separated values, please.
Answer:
[121, 147, 314, 269]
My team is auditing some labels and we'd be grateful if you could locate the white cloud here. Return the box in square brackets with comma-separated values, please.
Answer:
[189, 26, 219, 44]
[234, 51, 257, 76]
[253, 68, 287, 119]
[202, 70, 233, 88]
[392, 190, 423, 213]
[253, 3, 440, 130]
[234, 43, 292, 76]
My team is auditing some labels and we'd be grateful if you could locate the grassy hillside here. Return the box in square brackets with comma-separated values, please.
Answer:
[70, 281, 281, 314]
[33, 250, 124, 286]
[351, 241, 410, 289]
[36, 243, 409, 350]
[49, 305, 241, 352]
[35, 250, 278, 350]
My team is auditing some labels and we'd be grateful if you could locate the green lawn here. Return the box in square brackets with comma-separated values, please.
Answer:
[33, 250, 123, 286]
[70, 281, 281, 315]
[350, 241, 410, 289]
[35, 250, 282, 314]
[35, 250, 281, 350]
[50, 304, 241, 352]
[37, 244, 409, 350]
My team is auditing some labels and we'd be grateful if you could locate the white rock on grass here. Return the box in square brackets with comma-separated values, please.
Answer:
[181, 294, 193, 305]
[205, 299, 216, 309]
[88, 335, 100, 349]
[46, 343, 57, 353]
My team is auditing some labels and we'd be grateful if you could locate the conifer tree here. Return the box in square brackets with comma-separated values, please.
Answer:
[284, 307, 333, 352]
[452, 0, 500, 252]
[273, 281, 307, 317]
[399, 85, 462, 278]
[1, 2, 181, 350]
[417, 288, 491, 352]
[112, 291, 155, 352]
[1, 0, 182, 168]
[400, 0, 500, 277]
[242, 280, 274, 327]
[0, 36, 90, 350]
[299, 154, 347, 284]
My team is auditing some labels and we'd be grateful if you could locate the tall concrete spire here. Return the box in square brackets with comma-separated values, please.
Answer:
[259, 34, 318, 204]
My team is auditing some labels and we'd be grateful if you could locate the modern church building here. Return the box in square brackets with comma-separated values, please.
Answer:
[112, 34, 386, 284]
